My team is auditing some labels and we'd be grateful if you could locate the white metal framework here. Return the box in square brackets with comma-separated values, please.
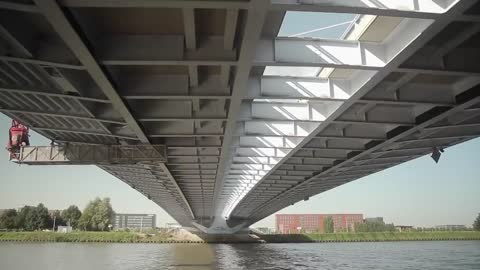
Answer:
[12, 144, 166, 165]
[1, 0, 480, 232]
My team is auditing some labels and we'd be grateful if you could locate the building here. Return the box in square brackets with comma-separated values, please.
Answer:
[57, 226, 73, 233]
[276, 214, 363, 234]
[113, 214, 156, 230]
[364, 217, 384, 224]
[435, 225, 467, 231]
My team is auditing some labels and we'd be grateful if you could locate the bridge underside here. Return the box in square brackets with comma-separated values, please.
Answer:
[1, 0, 480, 233]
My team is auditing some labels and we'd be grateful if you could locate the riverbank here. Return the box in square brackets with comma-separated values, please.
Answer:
[0, 231, 203, 243]
[260, 231, 480, 243]
[1, 231, 479, 243]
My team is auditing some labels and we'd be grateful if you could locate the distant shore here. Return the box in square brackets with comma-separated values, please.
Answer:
[261, 231, 480, 243]
[1, 231, 479, 244]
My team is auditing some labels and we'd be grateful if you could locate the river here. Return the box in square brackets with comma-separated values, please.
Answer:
[0, 241, 479, 269]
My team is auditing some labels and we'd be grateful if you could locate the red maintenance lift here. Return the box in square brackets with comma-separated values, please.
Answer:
[6, 119, 30, 160]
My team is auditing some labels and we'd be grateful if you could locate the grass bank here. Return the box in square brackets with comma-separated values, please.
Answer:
[1, 231, 480, 244]
[260, 231, 480, 243]
[0, 231, 203, 243]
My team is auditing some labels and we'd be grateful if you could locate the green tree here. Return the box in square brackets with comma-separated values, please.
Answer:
[15, 204, 52, 231]
[355, 219, 396, 232]
[31, 203, 52, 230]
[79, 198, 114, 231]
[324, 216, 334, 233]
[0, 209, 18, 229]
[474, 213, 480, 231]
[16, 206, 36, 231]
[61, 205, 82, 229]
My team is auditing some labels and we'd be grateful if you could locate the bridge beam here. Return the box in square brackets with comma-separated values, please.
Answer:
[228, 0, 477, 221]
[12, 144, 167, 165]
[212, 0, 270, 217]
[255, 37, 386, 69]
[33, 0, 149, 143]
[270, 0, 456, 16]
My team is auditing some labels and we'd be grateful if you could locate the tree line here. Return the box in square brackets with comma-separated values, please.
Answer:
[319, 216, 395, 233]
[0, 197, 114, 231]
[354, 220, 395, 232]
[473, 213, 480, 231]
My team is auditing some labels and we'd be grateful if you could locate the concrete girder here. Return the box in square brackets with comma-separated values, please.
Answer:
[118, 74, 230, 99]
[31, 126, 136, 140]
[0, 107, 124, 125]
[58, 0, 249, 9]
[354, 154, 424, 165]
[237, 120, 319, 137]
[0, 88, 110, 104]
[395, 67, 480, 77]
[229, 0, 477, 221]
[0, 1, 39, 13]
[240, 101, 341, 122]
[230, 164, 275, 170]
[13, 144, 166, 165]
[220, 9, 239, 87]
[256, 37, 387, 70]
[33, 0, 149, 143]
[0, 24, 33, 58]
[20, 0, 198, 223]
[0, 55, 84, 70]
[212, 0, 270, 220]
[247, 75, 352, 100]
[243, 85, 480, 223]
[270, 0, 456, 18]
[98, 36, 237, 65]
[94, 35, 236, 65]
[13, 0, 453, 19]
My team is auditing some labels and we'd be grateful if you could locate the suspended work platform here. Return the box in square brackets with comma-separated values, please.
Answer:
[11, 144, 167, 165]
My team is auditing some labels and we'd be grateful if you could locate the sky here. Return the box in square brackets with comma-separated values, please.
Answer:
[0, 12, 479, 228]
[278, 12, 356, 38]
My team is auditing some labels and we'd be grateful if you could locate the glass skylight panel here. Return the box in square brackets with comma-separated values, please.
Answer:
[278, 12, 356, 39]
[263, 12, 361, 79]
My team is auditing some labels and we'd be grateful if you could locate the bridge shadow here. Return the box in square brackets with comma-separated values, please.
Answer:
[253, 233, 315, 243]
[188, 230, 264, 243]
[186, 228, 316, 243]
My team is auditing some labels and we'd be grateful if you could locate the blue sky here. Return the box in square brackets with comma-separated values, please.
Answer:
[278, 12, 355, 38]
[0, 12, 479, 228]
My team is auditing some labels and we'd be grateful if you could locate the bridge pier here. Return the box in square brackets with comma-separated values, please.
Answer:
[192, 217, 249, 235]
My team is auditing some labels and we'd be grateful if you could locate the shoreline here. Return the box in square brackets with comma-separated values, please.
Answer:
[1, 231, 479, 244]
[260, 231, 480, 243]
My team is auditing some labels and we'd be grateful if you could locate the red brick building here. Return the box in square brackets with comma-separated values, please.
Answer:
[276, 214, 364, 233]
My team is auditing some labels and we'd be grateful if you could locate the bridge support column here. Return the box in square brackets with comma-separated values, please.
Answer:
[192, 217, 249, 234]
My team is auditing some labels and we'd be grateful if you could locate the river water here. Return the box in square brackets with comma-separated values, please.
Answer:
[0, 241, 479, 269]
